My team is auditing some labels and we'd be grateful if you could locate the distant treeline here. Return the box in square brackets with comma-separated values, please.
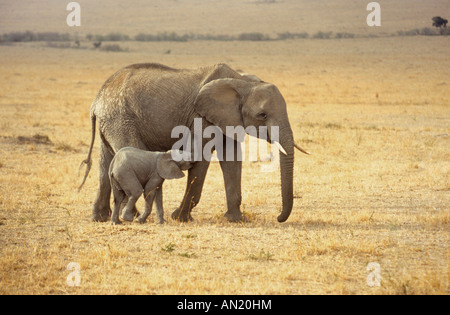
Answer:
[1, 28, 449, 43]
[1, 31, 72, 42]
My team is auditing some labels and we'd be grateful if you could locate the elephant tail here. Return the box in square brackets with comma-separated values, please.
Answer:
[78, 111, 96, 191]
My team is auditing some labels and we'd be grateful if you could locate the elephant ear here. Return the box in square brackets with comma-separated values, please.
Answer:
[194, 78, 251, 131]
[156, 153, 185, 180]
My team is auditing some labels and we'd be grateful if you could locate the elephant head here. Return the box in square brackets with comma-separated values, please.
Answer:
[194, 78, 296, 222]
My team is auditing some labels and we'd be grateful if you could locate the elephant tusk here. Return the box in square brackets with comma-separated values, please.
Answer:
[273, 141, 287, 155]
[294, 143, 311, 155]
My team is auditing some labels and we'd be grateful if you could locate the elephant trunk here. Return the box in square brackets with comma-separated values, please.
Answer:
[277, 127, 295, 223]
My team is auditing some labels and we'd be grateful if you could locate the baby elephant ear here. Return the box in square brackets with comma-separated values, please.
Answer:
[157, 153, 185, 180]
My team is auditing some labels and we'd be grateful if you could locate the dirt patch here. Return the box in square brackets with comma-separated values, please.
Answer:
[16, 134, 53, 145]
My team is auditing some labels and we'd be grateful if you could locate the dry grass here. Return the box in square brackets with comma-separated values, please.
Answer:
[0, 32, 449, 294]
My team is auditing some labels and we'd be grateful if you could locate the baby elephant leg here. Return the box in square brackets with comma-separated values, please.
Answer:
[111, 183, 126, 225]
[121, 194, 141, 221]
[120, 179, 144, 222]
[154, 187, 165, 224]
[136, 189, 156, 224]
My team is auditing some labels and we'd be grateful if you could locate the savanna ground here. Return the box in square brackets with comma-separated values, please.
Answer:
[0, 35, 448, 295]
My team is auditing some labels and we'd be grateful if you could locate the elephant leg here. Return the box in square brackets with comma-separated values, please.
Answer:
[119, 196, 141, 221]
[121, 195, 140, 222]
[154, 187, 165, 224]
[137, 179, 160, 224]
[136, 189, 156, 224]
[111, 184, 126, 225]
[92, 139, 113, 222]
[120, 178, 144, 222]
[220, 139, 243, 222]
[172, 160, 210, 222]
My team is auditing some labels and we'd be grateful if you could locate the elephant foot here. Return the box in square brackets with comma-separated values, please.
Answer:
[120, 211, 135, 222]
[92, 208, 110, 222]
[158, 218, 166, 225]
[111, 219, 122, 225]
[136, 216, 146, 224]
[224, 210, 246, 223]
[171, 208, 194, 222]
[120, 207, 140, 221]
[120, 214, 134, 222]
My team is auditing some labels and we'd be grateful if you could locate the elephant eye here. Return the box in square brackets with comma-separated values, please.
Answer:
[257, 112, 268, 120]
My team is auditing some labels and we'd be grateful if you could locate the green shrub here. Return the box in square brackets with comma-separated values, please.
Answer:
[335, 32, 355, 39]
[312, 31, 333, 39]
[237, 32, 270, 41]
[441, 27, 450, 35]
[100, 44, 128, 52]
[420, 27, 437, 36]
[104, 32, 130, 41]
[277, 32, 309, 40]
[135, 32, 189, 42]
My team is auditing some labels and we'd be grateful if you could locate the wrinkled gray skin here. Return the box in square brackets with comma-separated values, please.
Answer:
[79, 63, 296, 223]
[109, 148, 193, 225]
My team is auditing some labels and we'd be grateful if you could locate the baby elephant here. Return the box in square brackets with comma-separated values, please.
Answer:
[109, 147, 194, 225]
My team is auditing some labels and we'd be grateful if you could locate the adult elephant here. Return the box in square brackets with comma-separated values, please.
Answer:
[79, 63, 305, 223]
